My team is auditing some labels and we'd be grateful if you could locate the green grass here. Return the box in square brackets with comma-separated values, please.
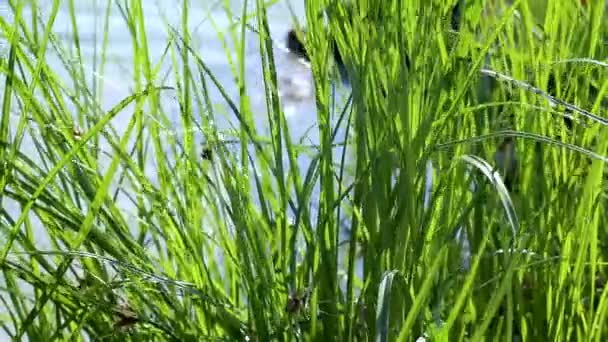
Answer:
[0, 0, 607, 340]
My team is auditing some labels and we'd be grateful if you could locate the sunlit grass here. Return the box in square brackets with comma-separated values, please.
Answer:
[0, 0, 607, 340]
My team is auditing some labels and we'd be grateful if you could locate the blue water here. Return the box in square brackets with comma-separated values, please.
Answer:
[0, 2, 360, 336]
[0, 0, 353, 237]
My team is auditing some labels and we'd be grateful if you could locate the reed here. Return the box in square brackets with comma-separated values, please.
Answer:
[0, 0, 607, 340]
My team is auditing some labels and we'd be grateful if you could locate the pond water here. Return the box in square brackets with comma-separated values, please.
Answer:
[2, 0, 356, 245]
[1, 1, 357, 332]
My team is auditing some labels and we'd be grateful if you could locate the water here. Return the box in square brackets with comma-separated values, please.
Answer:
[0, 1, 362, 336]
[2, 0, 352, 236]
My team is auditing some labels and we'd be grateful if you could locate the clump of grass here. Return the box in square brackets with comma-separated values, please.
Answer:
[0, 0, 607, 341]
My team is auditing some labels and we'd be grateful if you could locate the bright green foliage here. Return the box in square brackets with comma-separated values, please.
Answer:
[0, 0, 607, 341]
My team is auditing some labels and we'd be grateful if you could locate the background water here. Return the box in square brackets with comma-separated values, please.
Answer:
[2, 0, 356, 243]
[0, 0, 357, 337]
